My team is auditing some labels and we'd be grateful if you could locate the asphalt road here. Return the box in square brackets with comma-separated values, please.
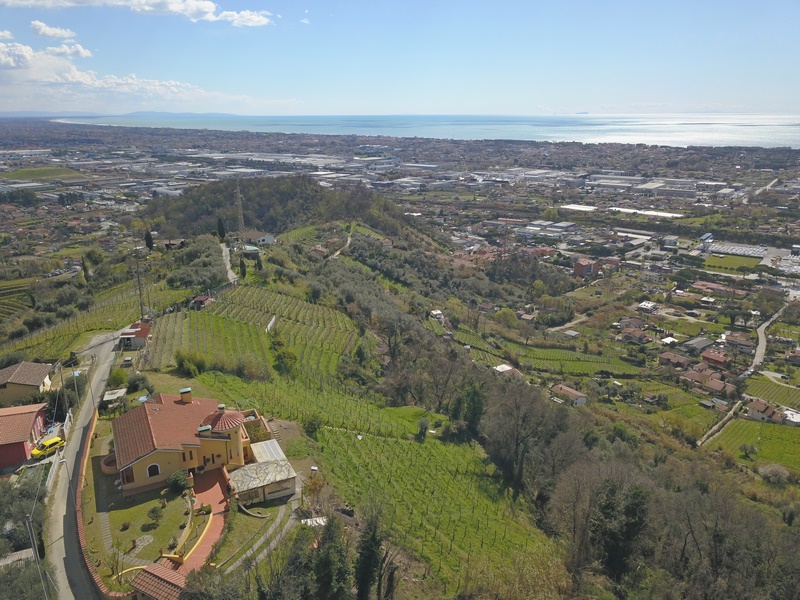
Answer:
[46, 332, 118, 600]
[751, 303, 787, 370]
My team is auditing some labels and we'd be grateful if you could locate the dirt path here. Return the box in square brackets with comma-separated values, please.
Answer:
[220, 243, 238, 283]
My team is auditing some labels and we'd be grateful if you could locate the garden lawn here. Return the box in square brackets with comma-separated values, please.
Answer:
[711, 419, 800, 471]
[211, 502, 279, 566]
[703, 255, 761, 272]
[83, 417, 189, 585]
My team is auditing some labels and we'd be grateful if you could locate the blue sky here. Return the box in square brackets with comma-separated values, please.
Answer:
[1, 0, 799, 115]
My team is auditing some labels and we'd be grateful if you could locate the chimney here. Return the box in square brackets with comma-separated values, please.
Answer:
[179, 387, 192, 403]
[217, 403, 226, 414]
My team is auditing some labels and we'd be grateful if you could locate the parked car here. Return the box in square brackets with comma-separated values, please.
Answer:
[122, 356, 134, 367]
[31, 436, 65, 459]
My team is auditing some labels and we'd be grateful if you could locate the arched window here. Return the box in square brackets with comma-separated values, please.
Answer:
[147, 464, 160, 477]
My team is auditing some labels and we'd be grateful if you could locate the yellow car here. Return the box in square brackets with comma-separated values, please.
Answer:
[31, 436, 65, 459]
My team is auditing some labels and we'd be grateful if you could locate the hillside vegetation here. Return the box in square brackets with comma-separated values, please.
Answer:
[7, 176, 800, 599]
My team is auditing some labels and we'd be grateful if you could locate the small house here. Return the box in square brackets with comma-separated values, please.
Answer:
[120, 321, 151, 350]
[550, 384, 588, 407]
[0, 403, 48, 469]
[0, 362, 52, 407]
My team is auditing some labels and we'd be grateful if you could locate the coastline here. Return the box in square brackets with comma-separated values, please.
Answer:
[48, 113, 800, 148]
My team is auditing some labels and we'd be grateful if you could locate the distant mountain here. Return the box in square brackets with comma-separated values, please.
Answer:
[0, 111, 107, 118]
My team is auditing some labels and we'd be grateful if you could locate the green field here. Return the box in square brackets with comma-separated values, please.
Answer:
[278, 225, 320, 245]
[316, 428, 556, 585]
[147, 284, 358, 378]
[711, 419, 800, 471]
[703, 254, 761, 272]
[0, 166, 85, 180]
[747, 377, 800, 409]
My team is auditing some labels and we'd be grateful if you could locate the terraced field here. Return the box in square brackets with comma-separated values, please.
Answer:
[0, 278, 33, 322]
[147, 284, 358, 377]
[278, 225, 320, 245]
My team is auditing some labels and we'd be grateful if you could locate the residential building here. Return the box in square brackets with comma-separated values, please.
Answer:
[111, 388, 264, 496]
[0, 362, 52, 407]
[747, 400, 785, 424]
[0, 403, 48, 469]
[550, 384, 588, 406]
[658, 352, 693, 369]
[573, 257, 599, 279]
[700, 348, 732, 368]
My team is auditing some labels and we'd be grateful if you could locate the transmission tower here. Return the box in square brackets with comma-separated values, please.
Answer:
[235, 183, 245, 235]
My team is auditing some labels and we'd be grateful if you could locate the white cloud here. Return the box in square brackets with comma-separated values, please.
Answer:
[31, 20, 76, 38]
[45, 43, 92, 58]
[0, 42, 34, 67]
[1, 0, 271, 27]
[0, 30, 13, 40]
[0, 40, 271, 113]
[300, 18, 310, 24]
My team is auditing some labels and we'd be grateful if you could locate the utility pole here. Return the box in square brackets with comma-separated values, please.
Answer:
[134, 250, 145, 322]
[25, 514, 50, 600]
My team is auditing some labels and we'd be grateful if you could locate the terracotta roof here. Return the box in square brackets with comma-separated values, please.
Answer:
[131, 563, 186, 600]
[201, 408, 244, 432]
[112, 393, 221, 470]
[0, 403, 47, 445]
[0, 362, 51, 387]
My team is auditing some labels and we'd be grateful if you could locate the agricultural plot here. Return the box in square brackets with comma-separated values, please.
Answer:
[196, 372, 417, 439]
[278, 225, 320, 245]
[712, 419, 800, 472]
[352, 223, 383, 239]
[0, 166, 83, 180]
[2, 280, 192, 360]
[0, 279, 33, 322]
[747, 377, 800, 409]
[147, 284, 358, 378]
[316, 428, 554, 585]
[510, 342, 641, 376]
[769, 322, 800, 340]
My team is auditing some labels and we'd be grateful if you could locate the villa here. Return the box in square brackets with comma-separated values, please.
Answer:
[111, 388, 267, 496]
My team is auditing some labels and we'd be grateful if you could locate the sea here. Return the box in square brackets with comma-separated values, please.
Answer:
[55, 114, 800, 149]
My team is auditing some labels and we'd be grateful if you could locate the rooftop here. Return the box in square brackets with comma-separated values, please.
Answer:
[0, 403, 47, 445]
[0, 362, 51, 387]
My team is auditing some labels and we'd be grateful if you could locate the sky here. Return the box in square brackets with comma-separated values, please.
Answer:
[1, 0, 799, 116]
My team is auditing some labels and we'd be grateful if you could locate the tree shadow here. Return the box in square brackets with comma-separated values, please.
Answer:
[140, 522, 158, 533]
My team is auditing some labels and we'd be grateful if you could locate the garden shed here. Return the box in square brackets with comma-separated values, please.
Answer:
[229, 440, 296, 505]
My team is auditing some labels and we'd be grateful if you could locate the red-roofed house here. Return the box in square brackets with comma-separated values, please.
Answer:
[700, 348, 731, 368]
[111, 388, 256, 496]
[0, 362, 52, 407]
[130, 563, 187, 600]
[0, 403, 48, 469]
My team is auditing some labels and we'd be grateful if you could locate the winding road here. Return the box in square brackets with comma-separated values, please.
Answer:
[699, 302, 788, 447]
[46, 332, 118, 600]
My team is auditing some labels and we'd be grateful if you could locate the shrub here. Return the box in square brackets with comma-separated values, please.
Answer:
[148, 506, 163, 524]
[127, 372, 154, 394]
[759, 463, 789, 485]
[303, 414, 322, 439]
[107, 368, 127, 389]
[120, 521, 131, 531]
[166, 470, 190, 494]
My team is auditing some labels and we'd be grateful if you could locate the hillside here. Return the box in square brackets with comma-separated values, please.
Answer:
[5, 178, 800, 599]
